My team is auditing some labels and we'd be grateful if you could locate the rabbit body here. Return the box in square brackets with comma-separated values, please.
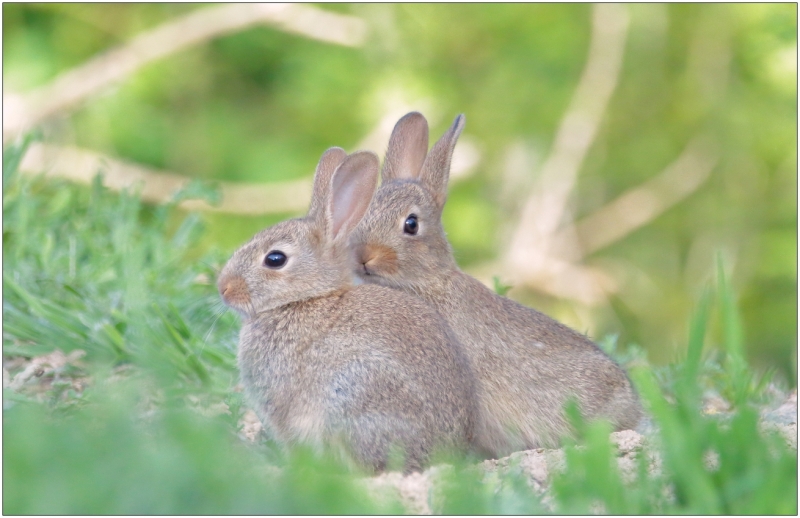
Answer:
[351, 113, 642, 457]
[219, 149, 475, 472]
[401, 265, 639, 456]
[237, 283, 475, 472]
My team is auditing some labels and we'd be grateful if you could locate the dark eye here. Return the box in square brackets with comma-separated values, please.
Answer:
[264, 250, 287, 268]
[403, 214, 419, 235]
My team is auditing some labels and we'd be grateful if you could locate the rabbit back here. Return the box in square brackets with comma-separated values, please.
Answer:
[435, 272, 641, 454]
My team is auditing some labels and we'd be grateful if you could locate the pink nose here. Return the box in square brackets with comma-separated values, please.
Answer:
[217, 274, 250, 306]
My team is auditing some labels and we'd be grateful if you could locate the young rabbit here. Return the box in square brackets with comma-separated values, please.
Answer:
[350, 112, 642, 457]
[217, 147, 476, 473]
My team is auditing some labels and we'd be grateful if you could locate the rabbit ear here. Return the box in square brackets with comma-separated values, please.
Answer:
[328, 151, 379, 241]
[381, 112, 429, 183]
[308, 147, 348, 225]
[419, 114, 465, 209]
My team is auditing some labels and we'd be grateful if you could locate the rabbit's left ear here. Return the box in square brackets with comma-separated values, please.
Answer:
[382, 112, 430, 183]
[309, 147, 348, 229]
[419, 114, 465, 209]
[328, 151, 379, 241]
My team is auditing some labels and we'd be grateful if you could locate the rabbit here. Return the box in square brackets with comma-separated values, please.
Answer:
[217, 146, 477, 473]
[349, 112, 643, 458]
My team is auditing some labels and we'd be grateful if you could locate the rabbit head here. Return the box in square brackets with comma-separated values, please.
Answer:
[351, 112, 464, 291]
[218, 148, 379, 318]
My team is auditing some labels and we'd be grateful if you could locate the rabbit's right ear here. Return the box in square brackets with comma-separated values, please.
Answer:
[381, 112, 429, 183]
[309, 147, 348, 225]
[419, 114, 465, 210]
[328, 151, 379, 241]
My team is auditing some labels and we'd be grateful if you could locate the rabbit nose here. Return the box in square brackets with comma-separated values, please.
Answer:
[355, 244, 372, 267]
[357, 243, 398, 275]
[218, 274, 251, 306]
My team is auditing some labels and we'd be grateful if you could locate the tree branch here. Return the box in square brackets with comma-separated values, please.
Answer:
[3, 4, 367, 143]
[18, 143, 311, 215]
[567, 135, 718, 257]
[497, 4, 630, 303]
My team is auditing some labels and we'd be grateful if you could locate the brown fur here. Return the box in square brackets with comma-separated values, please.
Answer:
[350, 112, 643, 457]
[218, 148, 476, 473]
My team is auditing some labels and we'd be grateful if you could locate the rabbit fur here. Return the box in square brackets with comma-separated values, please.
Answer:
[218, 148, 477, 473]
[350, 112, 643, 458]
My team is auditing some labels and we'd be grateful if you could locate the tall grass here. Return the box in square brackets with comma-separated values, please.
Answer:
[548, 258, 796, 514]
[3, 139, 796, 514]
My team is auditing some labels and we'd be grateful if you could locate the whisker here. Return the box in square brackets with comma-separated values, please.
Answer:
[199, 259, 223, 274]
[201, 303, 228, 347]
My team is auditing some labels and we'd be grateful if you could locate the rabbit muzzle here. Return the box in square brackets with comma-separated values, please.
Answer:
[217, 273, 251, 310]
[354, 243, 399, 277]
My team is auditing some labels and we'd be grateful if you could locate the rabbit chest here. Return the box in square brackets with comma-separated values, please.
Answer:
[237, 311, 339, 445]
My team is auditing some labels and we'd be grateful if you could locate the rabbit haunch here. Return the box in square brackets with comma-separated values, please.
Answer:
[218, 147, 476, 473]
[351, 112, 643, 457]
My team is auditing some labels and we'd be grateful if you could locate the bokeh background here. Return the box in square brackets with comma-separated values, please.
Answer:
[3, 3, 796, 382]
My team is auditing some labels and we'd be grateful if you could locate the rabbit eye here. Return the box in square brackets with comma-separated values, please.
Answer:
[264, 251, 287, 269]
[403, 214, 419, 235]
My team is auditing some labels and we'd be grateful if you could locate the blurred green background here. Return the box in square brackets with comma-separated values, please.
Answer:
[3, 3, 796, 382]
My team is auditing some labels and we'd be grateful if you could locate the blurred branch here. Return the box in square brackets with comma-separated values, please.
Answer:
[473, 135, 718, 304]
[566, 135, 718, 257]
[18, 143, 311, 215]
[481, 5, 732, 311]
[496, 4, 631, 304]
[3, 4, 367, 144]
[15, 94, 481, 218]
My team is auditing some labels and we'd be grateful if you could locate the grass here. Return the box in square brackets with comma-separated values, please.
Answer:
[3, 138, 797, 514]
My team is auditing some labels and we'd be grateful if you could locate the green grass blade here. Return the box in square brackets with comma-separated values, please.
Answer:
[2, 133, 35, 190]
[681, 285, 713, 397]
[717, 255, 745, 361]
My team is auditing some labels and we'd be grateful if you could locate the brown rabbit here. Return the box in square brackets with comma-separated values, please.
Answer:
[217, 147, 476, 473]
[350, 112, 642, 458]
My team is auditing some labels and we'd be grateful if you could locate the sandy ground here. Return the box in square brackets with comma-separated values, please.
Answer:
[363, 389, 798, 514]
